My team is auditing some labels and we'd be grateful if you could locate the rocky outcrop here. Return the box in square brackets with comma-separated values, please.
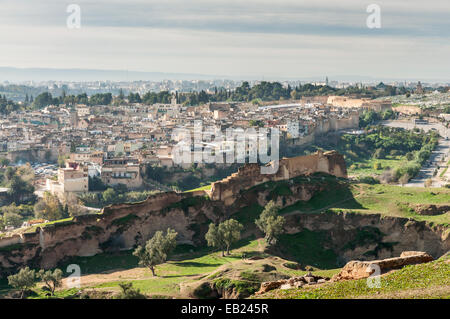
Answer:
[410, 204, 450, 216]
[331, 251, 434, 281]
[255, 251, 436, 295]
[256, 272, 330, 295]
[283, 212, 450, 262]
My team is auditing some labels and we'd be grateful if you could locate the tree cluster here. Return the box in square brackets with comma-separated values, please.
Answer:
[7, 267, 63, 298]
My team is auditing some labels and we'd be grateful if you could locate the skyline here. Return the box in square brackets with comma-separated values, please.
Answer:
[0, 0, 449, 81]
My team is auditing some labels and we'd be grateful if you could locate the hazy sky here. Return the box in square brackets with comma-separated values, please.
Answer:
[0, 0, 449, 80]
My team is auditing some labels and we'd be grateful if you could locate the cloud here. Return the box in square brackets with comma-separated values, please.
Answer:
[1, 0, 449, 38]
[0, 0, 448, 79]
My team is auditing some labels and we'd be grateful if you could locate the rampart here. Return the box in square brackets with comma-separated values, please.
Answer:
[208, 150, 347, 206]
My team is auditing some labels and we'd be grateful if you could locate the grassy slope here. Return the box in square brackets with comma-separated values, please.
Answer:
[254, 255, 450, 299]
[0, 237, 341, 299]
[275, 231, 339, 269]
[281, 182, 450, 226]
[347, 155, 407, 177]
[64, 238, 340, 298]
[1, 177, 449, 299]
[184, 184, 212, 193]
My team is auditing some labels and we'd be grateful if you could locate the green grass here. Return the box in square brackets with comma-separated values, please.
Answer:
[280, 182, 362, 215]
[57, 251, 140, 275]
[439, 160, 449, 178]
[17, 236, 332, 299]
[348, 155, 407, 177]
[24, 217, 74, 233]
[79, 237, 336, 298]
[233, 204, 264, 225]
[342, 184, 450, 225]
[0, 240, 259, 299]
[256, 256, 450, 299]
[280, 182, 450, 226]
[27, 288, 81, 299]
[184, 184, 212, 193]
[25, 239, 260, 298]
[78, 242, 254, 295]
[275, 230, 339, 269]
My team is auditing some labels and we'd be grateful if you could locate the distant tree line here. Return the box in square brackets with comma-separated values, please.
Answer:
[25, 81, 423, 109]
[0, 95, 21, 114]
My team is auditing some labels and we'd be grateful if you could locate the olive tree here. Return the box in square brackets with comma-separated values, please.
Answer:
[255, 200, 285, 245]
[38, 269, 63, 296]
[205, 219, 243, 256]
[8, 267, 37, 298]
[133, 228, 177, 276]
[205, 223, 224, 256]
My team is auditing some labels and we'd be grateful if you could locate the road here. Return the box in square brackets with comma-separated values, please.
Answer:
[382, 119, 450, 187]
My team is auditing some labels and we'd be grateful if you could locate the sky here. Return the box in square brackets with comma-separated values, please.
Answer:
[0, 0, 449, 81]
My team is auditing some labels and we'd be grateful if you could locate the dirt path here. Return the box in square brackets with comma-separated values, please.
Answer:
[61, 267, 151, 288]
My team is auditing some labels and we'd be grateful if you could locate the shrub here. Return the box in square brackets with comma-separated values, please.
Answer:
[117, 282, 146, 299]
[373, 162, 382, 170]
[398, 174, 410, 186]
[357, 176, 380, 185]
[373, 148, 386, 159]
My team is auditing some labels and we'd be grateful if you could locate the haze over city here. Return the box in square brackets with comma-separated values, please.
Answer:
[0, 0, 449, 82]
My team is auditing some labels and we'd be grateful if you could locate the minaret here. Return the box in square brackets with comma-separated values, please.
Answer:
[171, 94, 177, 105]
[416, 81, 424, 94]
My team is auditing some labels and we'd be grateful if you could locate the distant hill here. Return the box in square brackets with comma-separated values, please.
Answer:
[0, 66, 447, 84]
[0, 67, 221, 82]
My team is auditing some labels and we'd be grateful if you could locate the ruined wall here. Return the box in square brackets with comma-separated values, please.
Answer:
[6, 148, 58, 164]
[208, 151, 347, 206]
[0, 191, 217, 272]
[393, 105, 423, 115]
[327, 96, 392, 112]
[313, 116, 359, 135]
[283, 115, 359, 149]
[0, 152, 347, 274]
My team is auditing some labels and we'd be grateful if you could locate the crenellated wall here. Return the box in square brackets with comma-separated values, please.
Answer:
[207, 150, 347, 206]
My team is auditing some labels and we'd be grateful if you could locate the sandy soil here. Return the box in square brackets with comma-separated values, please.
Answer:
[61, 267, 151, 288]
